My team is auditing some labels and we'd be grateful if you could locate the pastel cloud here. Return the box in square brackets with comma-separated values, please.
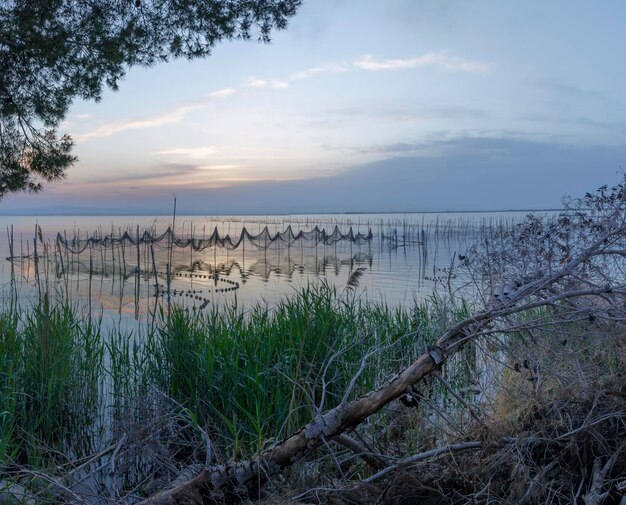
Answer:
[245, 77, 288, 89]
[289, 64, 349, 80]
[353, 52, 491, 74]
[206, 88, 236, 99]
[75, 52, 485, 143]
[271, 80, 289, 89]
[197, 164, 243, 170]
[153, 146, 220, 160]
[249, 53, 486, 93]
[246, 77, 267, 87]
[75, 88, 236, 141]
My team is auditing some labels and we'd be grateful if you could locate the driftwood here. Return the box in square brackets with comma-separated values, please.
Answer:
[140, 184, 626, 504]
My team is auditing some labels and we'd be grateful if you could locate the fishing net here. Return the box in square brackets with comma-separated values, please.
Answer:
[54, 225, 373, 255]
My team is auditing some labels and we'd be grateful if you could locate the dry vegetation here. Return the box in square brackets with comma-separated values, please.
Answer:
[289, 323, 626, 505]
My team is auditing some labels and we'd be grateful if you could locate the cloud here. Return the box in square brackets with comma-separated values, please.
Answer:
[4, 137, 622, 215]
[76, 110, 183, 141]
[533, 78, 607, 101]
[84, 163, 200, 185]
[197, 164, 243, 170]
[246, 77, 267, 87]
[75, 88, 236, 141]
[244, 53, 486, 94]
[72, 50, 489, 143]
[344, 130, 565, 158]
[271, 80, 289, 89]
[88, 163, 297, 189]
[327, 105, 491, 122]
[206, 88, 236, 99]
[289, 64, 349, 80]
[353, 52, 490, 74]
[166, 138, 624, 213]
[153, 146, 220, 160]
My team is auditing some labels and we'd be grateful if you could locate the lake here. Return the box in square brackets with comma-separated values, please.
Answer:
[0, 211, 541, 325]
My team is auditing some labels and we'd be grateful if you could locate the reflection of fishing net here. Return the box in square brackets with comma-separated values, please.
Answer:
[3, 223, 375, 318]
[56, 225, 373, 255]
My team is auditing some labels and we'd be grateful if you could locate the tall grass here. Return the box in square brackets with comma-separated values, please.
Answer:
[141, 283, 455, 458]
[0, 297, 103, 465]
[0, 283, 471, 469]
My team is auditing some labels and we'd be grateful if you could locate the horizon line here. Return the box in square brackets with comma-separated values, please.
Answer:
[0, 208, 565, 217]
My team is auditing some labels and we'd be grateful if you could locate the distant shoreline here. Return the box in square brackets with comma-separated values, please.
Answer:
[0, 208, 564, 217]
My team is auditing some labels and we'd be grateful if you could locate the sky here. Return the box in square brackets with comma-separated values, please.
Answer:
[3, 0, 626, 214]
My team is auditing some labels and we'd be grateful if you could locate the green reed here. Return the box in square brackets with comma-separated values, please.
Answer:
[141, 283, 448, 458]
[0, 284, 471, 467]
[0, 296, 103, 465]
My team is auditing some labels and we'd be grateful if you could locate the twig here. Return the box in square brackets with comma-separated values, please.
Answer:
[363, 440, 485, 483]
[433, 371, 484, 425]
[334, 433, 388, 470]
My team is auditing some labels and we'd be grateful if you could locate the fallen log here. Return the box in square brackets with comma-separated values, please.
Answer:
[138, 343, 447, 504]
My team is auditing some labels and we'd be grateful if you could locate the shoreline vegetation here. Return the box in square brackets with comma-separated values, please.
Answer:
[1, 285, 463, 497]
[1, 181, 625, 504]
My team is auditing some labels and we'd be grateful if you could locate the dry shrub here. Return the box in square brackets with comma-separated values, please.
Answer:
[323, 326, 626, 505]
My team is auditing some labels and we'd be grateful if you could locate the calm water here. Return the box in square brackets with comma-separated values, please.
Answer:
[0, 212, 540, 325]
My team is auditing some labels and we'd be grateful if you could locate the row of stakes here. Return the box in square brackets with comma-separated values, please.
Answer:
[154, 273, 240, 310]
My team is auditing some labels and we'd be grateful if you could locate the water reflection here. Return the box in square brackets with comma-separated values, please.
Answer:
[0, 212, 540, 321]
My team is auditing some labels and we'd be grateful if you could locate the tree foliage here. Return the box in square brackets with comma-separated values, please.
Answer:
[0, 0, 301, 197]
